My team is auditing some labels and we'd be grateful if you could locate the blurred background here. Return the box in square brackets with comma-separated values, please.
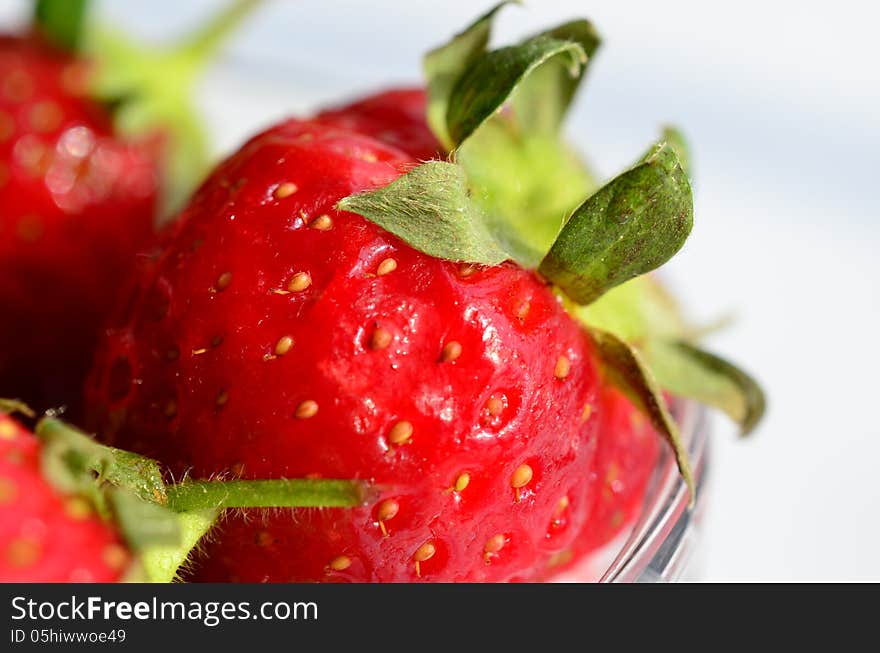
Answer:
[2, 0, 877, 580]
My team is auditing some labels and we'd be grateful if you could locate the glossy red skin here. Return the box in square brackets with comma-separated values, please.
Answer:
[0, 36, 158, 412]
[317, 88, 665, 569]
[86, 119, 603, 582]
[0, 413, 129, 582]
[315, 88, 443, 162]
[568, 386, 661, 558]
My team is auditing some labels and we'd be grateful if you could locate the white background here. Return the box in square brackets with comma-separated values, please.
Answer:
[2, 0, 877, 580]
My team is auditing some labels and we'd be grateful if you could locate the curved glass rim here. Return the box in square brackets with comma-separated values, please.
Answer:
[600, 399, 710, 582]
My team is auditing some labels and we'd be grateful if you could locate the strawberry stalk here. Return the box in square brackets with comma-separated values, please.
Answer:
[20, 412, 368, 582]
[166, 478, 371, 513]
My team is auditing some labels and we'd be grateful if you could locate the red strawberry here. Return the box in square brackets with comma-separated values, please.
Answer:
[0, 0, 261, 413]
[570, 386, 661, 558]
[314, 88, 443, 161]
[0, 36, 158, 411]
[314, 88, 664, 561]
[0, 412, 130, 582]
[85, 119, 605, 582]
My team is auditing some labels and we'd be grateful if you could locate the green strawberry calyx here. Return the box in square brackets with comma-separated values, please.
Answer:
[24, 413, 370, 582]
[33, 0, 263, 216]
[339, 6, 766, 499]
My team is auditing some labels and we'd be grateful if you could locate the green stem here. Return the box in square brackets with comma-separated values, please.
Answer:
[137, 509, 218, 583]
[33, 0, 88, 51]
[166, 479, 370, 513]
[177, 0, 263, 64]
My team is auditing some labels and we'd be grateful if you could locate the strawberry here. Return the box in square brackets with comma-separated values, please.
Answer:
[86, 119, 604, 582]
[573, 386, 661, 557]
[0, 0, 259, 412]
[86, 7, 764, 583]
[314, 88, 443, 161]
[0, 399, 369, 583]
[0, 35, 158, 412]
[0, 411, 130, 582]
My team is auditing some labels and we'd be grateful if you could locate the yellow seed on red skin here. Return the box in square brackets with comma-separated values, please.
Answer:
[28, 101, 62, 132]
[440, 340, 462, 363]
[554, 495, 570, 520]
[216, 271, 232, 291]
[515, 300, 530, 321]
[288, 272, 311, 292]
[376, 257, 398, 276]
[164, 401, 177, 419]
[458, 264, 477, 277]
[581, 403, 593, 422]
[274, 182, 298, 199]
[555, 355, 571, 380]
[486, 395, 504, 417]
[377, 499, 399, 522]
[295, 400, 318, 419]
[0, 421, 16, 440]
[370, 327, 392, 350]
[5, 537, 39, 568]
[64, 497, 92, 520]
[0, 478, 17, 504]
[275, 336, 294, 356]
[454, 473, 470, 493]
[511, 464, 533, 489]
[310, 214, 333, 231]
[216, 390, 229, 407]
[328, 555, 351, 572]
[414, 542, 436, 561]
[484, 534, 506, 556]
[413, 541, 436, 576]
[102, 544, 128, 571]
[388, 420, 413, 445]
[255, 531, 274, 547]
[192, 348, 207, 356]
[3, 70, 32, 102]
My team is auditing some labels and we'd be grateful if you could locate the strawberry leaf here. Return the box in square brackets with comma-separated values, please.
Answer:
[137, 509, 217, 583]
[574, 276, 687, 344]
[0, 398, 35, 418]
[510, 19, 601, 136]
[446, 35, 587, 147]
[644, 341, 766, 435]
[33, 0, 88, 51]
[165, 478, 371, 512]
[662, 125, 691, 178]
[588, 327, 695, 502]
[337, 161, 524, 265]
[424, 1, 517, 150]
[107, 488, 181, 549]
[539, 140, 693, 305]
[35, 417, 167, 515]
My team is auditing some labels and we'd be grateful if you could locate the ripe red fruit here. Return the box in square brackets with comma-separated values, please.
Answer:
[86, 119, 606, 582]
[319, 87, 664, 560]
[570, 386, 661, 558]
[0, 36, 158, 411]
[0, 412, 130, 582]
[315, 88, 443, 162]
